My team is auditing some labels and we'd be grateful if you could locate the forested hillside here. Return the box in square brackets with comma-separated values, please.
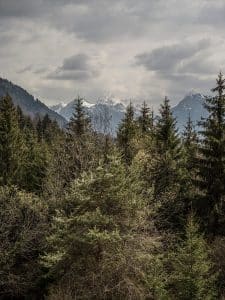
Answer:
[0, 78, 67, 127]
[1, 73, 225, 299]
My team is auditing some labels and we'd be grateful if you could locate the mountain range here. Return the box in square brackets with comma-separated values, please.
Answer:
[0, 78, 67, 127]
[51, 93, 207, 134]
[51, 98, 127, 135]
[0, 77, 208, 134]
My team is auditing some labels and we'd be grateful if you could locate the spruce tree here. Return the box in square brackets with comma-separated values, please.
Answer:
[0, 94, 25, 185]
[67, 96, 91, 138]
[181, 115, 198, 213]
[22, 130, 49, 194]
[138, 101, 154, 135]
[153, 97, 182, 196]
[195, 72, 225, 235]
[117, 102, 137, 165]
[63, 96, 97, 183]
[0, 185, 48, 298]
[183, 114, 198, 151]
[43, 154, 161, 299]
[166, 216, 217, 299]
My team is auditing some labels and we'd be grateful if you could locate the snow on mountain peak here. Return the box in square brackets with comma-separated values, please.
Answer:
[83, 100, 95, 108]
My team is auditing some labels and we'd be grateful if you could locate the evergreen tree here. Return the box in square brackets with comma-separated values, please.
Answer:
[195, 72, 225, 235]
[179, 116, 199, 213]
[183, 114, 198, 151]
[21, 131, 49, 194]
[67, 96, 91, 138]
[44, 154, 161, 299]
[54, 97, 97, 188]
[166, 216, 217, 299]
[138, 101, 154, 135]
[153, 97, 182, 196]
[0, 186, 48, 298]
[36, 114, 62, 145]
[0, 94, 25, 185]
[117, 102, 137, 165]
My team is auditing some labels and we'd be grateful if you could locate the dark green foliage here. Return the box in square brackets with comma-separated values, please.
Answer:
[195, 72, 225, 235]
[36, 114, 62, 144]
[67, 96, 91, 138]
[65, 97, 99, 180]
[1, 74, 225, 299]
[148, 97, 186, 232]
[0, 94, 25, 186]
[117, 102, 137, 165]
[153, 97, 182, 196]
[0, 186, 48, 299]
[21, 133, 49, 194]
[180, 116, 199, 213]
[138, 101, 154, 135]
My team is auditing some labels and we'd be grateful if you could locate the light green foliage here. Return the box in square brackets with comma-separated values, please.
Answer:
[44, 154, 162, 299]
[166, 216, 217, 300]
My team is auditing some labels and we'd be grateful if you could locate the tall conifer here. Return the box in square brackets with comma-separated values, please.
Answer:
[0, 95, 25, 185]
[153, 97, 182, 196]
[117, 102, 137, 165]
[195, 72, 225, 235]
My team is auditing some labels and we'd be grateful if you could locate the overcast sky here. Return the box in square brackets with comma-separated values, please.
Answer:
[0, 0, 225, 107]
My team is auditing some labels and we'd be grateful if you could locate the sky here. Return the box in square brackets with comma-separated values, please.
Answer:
[0, 0, 225, 108]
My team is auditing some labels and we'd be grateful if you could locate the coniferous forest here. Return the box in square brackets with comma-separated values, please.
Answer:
[2, 73, 225, 299]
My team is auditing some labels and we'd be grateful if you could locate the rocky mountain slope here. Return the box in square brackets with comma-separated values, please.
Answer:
[0, 78, 67, 127]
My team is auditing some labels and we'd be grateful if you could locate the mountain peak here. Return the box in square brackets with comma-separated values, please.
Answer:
[172, 92, 208, 131]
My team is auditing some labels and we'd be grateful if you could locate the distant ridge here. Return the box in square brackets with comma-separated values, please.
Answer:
[0, 78, 67, 127]
[0, 77, 209, 133]
[52, 93, 208, 134]
[51, 97, 126, 135]
[171, 93, 208, 132]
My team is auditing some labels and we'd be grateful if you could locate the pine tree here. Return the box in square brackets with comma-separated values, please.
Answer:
[195, 72, 225, 235]
[153, 97, 182, 196]
[36, 114, 61, 144]
[117, 102, 137, 165]
[166, 216, 217, 299]
[67, 96, 91, 138]
[22, 130, 49, 194]
[0, 185, 48, 298]
[61, 97, 97, 184]
[43, 154, 161, 299]
[0, 94, 25, 185]
[183, 114, 198, 151]
[138, 101, 154, 135]
[180, 115, 199, 213]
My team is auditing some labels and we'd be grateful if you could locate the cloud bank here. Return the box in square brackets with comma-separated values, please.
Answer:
[0, 0, 225, 107]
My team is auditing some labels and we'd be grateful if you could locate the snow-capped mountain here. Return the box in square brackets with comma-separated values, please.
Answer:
[52, 93, 208, 134]
[50, 102, 67, 114]
[0, 77, 208, 134]
[51, 97, 127, 135]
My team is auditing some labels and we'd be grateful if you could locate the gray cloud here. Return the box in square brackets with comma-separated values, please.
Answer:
[0, 0, 225, 107]
[47, 53, 100, 81]
[16, 65, 33, 74]
[62, 54, 90, 71]
[135, 39, 211, 72]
